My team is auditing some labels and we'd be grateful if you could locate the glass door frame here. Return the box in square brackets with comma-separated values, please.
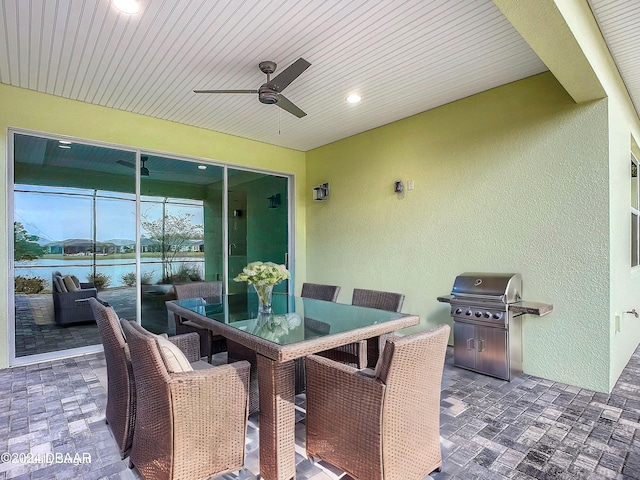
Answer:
[7, 128, 295, 366]
[221, 163, 295, 295]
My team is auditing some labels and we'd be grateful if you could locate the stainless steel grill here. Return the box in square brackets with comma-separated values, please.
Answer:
[438, 272, 552, 381]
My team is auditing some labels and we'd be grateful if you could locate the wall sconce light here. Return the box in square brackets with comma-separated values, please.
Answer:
[313, 183, 330, 201]
[394, 181, 404, 193]
[267, 193, 281, 209]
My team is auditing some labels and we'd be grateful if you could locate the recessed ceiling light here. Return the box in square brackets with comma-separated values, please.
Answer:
[346, 93, 361, 104]
[113, 0, 139, 14]
[58, 140, 72, 144]
[58, 145, 71, 149]
[197, 165, 207, 170]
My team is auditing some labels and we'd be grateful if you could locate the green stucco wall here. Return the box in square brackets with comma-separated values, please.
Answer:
[0, 83, 306, 369]
[306, 72, 613, 392]
[3, 67, 640, 393]
[552, 0, 640, 393]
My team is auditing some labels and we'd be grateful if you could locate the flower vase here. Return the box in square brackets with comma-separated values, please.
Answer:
[254, 284, 274, 314]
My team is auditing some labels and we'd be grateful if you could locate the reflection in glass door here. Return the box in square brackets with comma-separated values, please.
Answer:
[12, 133, 136, 359]
[138, 155, 224, 334]
[227, 169, 289, 311]
[10, 131, 291, 364]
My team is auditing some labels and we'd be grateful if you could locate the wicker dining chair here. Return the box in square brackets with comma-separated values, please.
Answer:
[89, 297, 136, 458]
[121, 319, 250, 480]
[294, 283, 341, 394]
[173, 281, 226, 363]
[89, 298, 214, 458]
[318, 288, 405, 369]
[300, 282, 341, 302]
[306, 324, 450, 480]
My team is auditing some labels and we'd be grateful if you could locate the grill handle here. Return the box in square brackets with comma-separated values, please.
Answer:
[477, 339, 485, 352]
[466, 338, 474, 350]
[451, 292, 511, 303]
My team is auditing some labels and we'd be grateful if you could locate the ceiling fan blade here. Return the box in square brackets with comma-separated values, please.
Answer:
[116, 159, 135, 169]
[193, 89, 258, 94]
[276, 94, 307, 118]
[267, 58, 311, 92]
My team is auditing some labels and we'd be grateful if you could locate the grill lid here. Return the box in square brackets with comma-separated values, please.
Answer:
[451, 272, 522, 304]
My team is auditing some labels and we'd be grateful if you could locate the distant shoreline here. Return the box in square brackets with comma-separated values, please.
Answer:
[39, 252, 205, 260]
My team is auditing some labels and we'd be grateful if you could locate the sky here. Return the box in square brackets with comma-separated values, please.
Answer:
[14, 187, 203, 243]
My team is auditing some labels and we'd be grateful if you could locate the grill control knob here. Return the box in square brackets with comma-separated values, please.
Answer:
[474, 311, 482, 318]
[455, 308, 463, 315]
[465, 310, 472, 316]
[484, 312, 491, 318]
[492, 313, 502, 320]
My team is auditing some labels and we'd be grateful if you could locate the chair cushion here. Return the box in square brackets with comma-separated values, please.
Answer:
[156, 335, 193, 373]
[63, 275, 80, 292]
[191, 360, 214, 370]
[53, 275, 67, 293]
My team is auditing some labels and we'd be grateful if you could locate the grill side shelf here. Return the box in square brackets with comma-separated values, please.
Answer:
[508, 302, 553, 316]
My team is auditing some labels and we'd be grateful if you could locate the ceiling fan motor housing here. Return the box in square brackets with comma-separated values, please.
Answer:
[259, 84, 279, 104]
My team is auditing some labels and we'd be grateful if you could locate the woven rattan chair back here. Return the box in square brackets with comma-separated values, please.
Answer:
[300, 283, 341, 302]
[295, 283, 340, 393]
[351, 288, 405, 312]
[376, 324, 450, 478]
[315, 288, 405, 369]
[89, 297, 135, 458]
[121, 319, 250, 480]
[306, 323, 450, 480]
[173, 281, 222, 300]
[172, 281, 225, 363]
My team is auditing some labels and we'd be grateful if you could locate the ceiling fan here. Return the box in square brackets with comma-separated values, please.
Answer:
[117, 156, 150, 176]
[194, 58, 311, 118]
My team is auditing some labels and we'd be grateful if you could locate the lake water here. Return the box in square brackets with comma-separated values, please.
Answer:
[15, 258, 205, 288]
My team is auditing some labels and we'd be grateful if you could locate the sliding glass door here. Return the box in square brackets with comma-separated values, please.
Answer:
[137, 154, 224, 333]
[10, 131, 291, 363]
[227, 168, 289, 313]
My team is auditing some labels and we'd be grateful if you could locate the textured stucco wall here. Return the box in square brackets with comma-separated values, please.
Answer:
[306, 72, 612, 391]
[553, 0, 640, 392]
[0, 84, 306, 369]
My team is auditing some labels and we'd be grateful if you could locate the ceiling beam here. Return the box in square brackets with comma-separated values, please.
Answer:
[493, 0, 606, 104]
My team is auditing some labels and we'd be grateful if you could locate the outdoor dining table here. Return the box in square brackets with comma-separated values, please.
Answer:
[166, 292, 420, 480]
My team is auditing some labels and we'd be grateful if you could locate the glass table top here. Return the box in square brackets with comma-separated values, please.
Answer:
[172, 292, 410, 345]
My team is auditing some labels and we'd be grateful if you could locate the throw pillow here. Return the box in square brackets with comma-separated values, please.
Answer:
[54, 276, 67, 293]
[156, 335, 193, 373]
[63, 275, 80, 292]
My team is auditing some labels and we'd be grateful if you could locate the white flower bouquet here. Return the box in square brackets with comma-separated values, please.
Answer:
[233, 261, 290, 287]
[234, 261, 290, 313]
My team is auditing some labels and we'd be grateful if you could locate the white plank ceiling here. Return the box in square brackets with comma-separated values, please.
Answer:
[589, 0, 640, 117]
[3, 0, 633, 152]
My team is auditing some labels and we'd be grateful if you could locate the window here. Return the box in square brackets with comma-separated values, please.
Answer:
[632, 152, 639, 267]
[10, 131, 292, 364]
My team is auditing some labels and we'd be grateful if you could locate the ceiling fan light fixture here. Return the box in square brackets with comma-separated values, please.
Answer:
[140, 156, 150, 176]
[113, 0, 139, 14]
[258, 85, 279, 104]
